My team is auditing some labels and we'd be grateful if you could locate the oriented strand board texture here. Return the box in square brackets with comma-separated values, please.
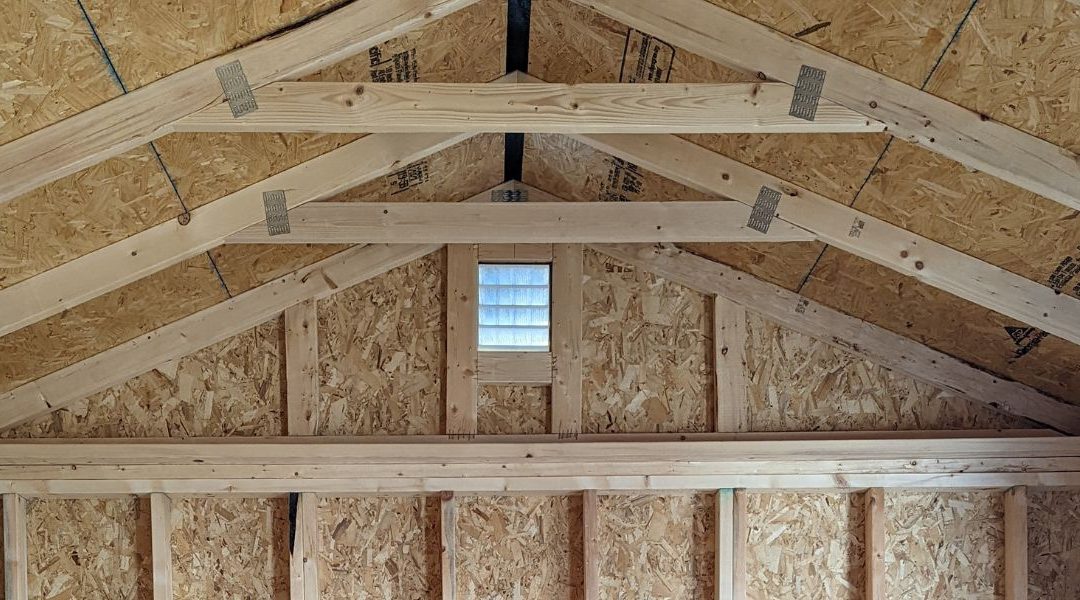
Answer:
[477, 385, 550, 435]
[885, 491, 1004, 599]
[317, 252, 445, 436]
[457, 495, 579, 599]
[26, 498, 144, 600]
[1029, 491, 1080, 600]
[318, 496, 440, 600]
[745, 492, 863, 600]
[598, 493, 714, 600]
[582, 249, 711, 433]
[172, 498, 289, 599]
[5, 319, 283, 438]
[745, 312, 1035, 431]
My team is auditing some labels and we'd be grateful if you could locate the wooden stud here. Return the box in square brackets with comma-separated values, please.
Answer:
[440, 491, 457, 600]
[286, 299, 320, 436]
[175, 82, 884, 134]
[3, 495, 28, 600]
[715, 489, 735, 600]
[732, 489, 747, 600]
[477, 352, 553, 385]
[225, 201, 815, 245]
[551, 244, 584, 436]
[0, 0, 485, 205]
[864, 488, 885, 600]
[478, 243, 554, 263]
[593, 244, 1080, 434]
[583, 490, 600, 600]
[713, 296, 748, 433]
[570, 0, 1080, 212]
[150, 493, 173, 600]
[290, 493, 320, 600]
[446, 245, 479, 436]
[0, 244, 441, 432]
[1004, 486, 1029, 600]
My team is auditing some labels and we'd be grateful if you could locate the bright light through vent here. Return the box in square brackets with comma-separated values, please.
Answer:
[478, 264, 551, 352]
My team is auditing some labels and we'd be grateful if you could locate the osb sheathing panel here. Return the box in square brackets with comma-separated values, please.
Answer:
[0, 0, 120, 143]
[4, 319, 283, 439]
[318, 496, 441, 599]
[317, 252, 445, 436]
[802, 250, 1080, 403]
[27, 498, 144, 600]
[745, 492, 862, 600]
[745, 312, 1035, 431]
[172, 498, 289, 599]
[885, 491, 1004, 599]
[926, 1, 1080, 153]
[457, 495, 580, 599]
[0, 255, 225, 394]
[478, 385, 550, 435]
[1029, 491, 1080, 600]
[598, 493, 714, 600]
[582, 249, 711, 433]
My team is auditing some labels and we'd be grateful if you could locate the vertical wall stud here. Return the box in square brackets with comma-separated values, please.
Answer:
[3, 494, 28, 600]
[1004, 486, 1028, 600]
[583, 490, 600, 600]
[286, 299, 320, 436]
[551, 244, 583, 436]
[446, 245, 479, 436]
[441, 491, 458, 600]
[290, 493, 319, 600]
[150, 493, 174, 600]
[714, 295, 748, 432]
[864, 488, 886, 600]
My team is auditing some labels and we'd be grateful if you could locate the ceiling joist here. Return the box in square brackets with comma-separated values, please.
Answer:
[173, 82, 884, 134]
[0, 0, 483, 206]
[569, 0, 1080, 213]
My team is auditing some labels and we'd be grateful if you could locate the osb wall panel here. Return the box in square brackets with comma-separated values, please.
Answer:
[522, 134, 821, 290]
[318, 496, 440, 599]
[0, 255, 225, 394]
[317, 252, 445, 436]
[927, 1, 1080, 153]
[582, 249, 711, 433]
[5, 319, 283, 439]
[597, 493, 713, 600]
[745, 312, 1035, 431]
[457, 495, 579, 599]
[172, 498, 289, 599]
[478, 385, 550, 435]
[745, 492, 862, 600]
[1029, 491, 1080, 600]
[0, 0, 120, 143]
[27, 498, 144, 600]
[802, 250, 1080, 403]
[885, 491, 1004, 599]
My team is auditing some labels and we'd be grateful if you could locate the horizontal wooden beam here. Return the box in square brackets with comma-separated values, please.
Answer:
[477, 352, 553, 385]
[0, 0, 483, 205]
[0, 244, 440, 432]
[571, 0, 1080, 212]
[227, 200, 816, 244]
[0, 131, 472, 339]
[575, 133, 1080, 348]
[0, 437, 1075, 495]
[593, 244, 1080, 434]
[174, 82, 885, 134]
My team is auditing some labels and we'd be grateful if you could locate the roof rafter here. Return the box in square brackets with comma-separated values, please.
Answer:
[0, 0, 484, 205]
[569, 0, 1080, 212]
[172, 82, 885, 134]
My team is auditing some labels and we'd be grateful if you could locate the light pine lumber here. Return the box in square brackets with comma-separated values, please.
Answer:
[476, 352, 553, 385]
[286, 300, 320, 436]
[864, 488, 885, 600]
[0, 244, 440, 432]
[446, 245, 479, 436]
[0, 131, 471, 339]
[3, 494, 28, 600]
[441, 491, 457, 600]
[731, 490, 747, 600]
[551, 244, 584, 436]
[150, 493, 173, 600]
[290, 492, 319, 600]
[570, 0, 1080, 212]
[713, 296, 748, 433]
[576, 132, 1080, 349]
[0, 0, 484, 205]
[715, 489, 735, 600]
[478, 243, 554, 263]
[174, 82, 885, 134]
[225, 200, 816, 244]
[592, 244, 1080, 434]
[583, 490, 600, 600]
[1004, 486, 1029, 600]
